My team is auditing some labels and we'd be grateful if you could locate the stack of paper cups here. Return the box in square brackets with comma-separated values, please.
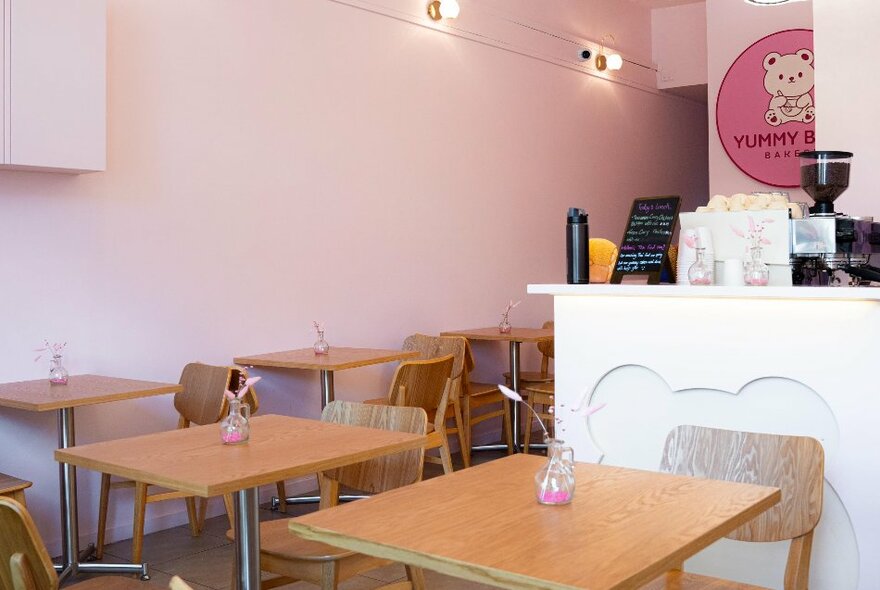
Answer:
[676, 229, 697, 285]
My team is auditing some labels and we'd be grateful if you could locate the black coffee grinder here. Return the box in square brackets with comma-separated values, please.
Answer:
[800, 150, 852, 216]
[791, 150, 880, 285]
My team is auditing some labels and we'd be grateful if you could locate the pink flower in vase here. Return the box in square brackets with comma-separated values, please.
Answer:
[313, 321, 330, 355]
[499, 300, 520, 334]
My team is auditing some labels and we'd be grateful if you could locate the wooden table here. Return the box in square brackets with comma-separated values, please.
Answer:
[288, 454, 780, 590]
[441, 327, 553, 450]
[234, 347, 418, 408]
[56, 414, 427, 590]
[0, 375, 182, 581]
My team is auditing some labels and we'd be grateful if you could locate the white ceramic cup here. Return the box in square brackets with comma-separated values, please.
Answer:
[722, 258, 744, 286]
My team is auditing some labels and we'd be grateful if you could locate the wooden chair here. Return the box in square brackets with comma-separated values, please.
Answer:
[0, 496, 145, 590]
[503, 320, 554, 388]
[383, 354, 456, 474]
[400, 334, 470, 469]
[522, 382, 554, 454]
[240, 400, 428, 590]
[461, 340, 514, 464]
[643, 425, 825, 590]
[0, 473, 32, 508]
[95, 362, 260, 563]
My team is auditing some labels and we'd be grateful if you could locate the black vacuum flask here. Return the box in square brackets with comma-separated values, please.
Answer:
[566, 208, 589, 284]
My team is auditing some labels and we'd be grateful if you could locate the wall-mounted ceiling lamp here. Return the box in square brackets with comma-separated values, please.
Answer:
[744, 0, 800, 4]
[596, 34, 622, 71]
[427, 0, 460, 20]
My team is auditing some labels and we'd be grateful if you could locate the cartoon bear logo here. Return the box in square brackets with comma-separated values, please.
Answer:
[763, 48, 815, 126]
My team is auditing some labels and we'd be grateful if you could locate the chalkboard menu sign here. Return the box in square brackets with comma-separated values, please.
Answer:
[611, 196, 681, 284]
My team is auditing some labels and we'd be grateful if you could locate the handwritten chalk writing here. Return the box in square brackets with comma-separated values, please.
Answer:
[612, 196, 681, 280]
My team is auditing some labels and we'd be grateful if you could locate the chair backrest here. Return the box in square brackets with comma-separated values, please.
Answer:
[537, 321, 554, 373]
[385, 355, 454, 422]
[173, 363, 258, 426]
[0, 497, 58, 590]
[402, 335, 467, 418]
[321, 401, 427, 494]
[660, 425, 824, 542]
[401, 334, 466, 381]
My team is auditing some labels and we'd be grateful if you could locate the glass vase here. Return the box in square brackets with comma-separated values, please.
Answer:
[220, 398, 250, 444]
[687, 247, 714, 286]
[49, 355, 69, 386]
[498, 317, 512, 334]
[535, 439, 575, 505]
[744, 246, 770, 286]
[313, 330, 330, 355]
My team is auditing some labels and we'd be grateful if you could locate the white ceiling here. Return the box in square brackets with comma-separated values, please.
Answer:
[624, 0, 704, 8]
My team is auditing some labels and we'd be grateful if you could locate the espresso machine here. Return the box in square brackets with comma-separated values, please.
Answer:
[790, 151, 880, 286]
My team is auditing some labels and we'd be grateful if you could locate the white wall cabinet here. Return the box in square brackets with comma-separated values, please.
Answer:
[2, 0, 106, 173]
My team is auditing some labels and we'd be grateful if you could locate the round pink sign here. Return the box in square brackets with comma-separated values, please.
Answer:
[717, 29, 815, 187]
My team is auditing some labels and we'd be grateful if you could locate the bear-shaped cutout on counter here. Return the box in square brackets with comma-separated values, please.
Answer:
[763, 48, 815, 127]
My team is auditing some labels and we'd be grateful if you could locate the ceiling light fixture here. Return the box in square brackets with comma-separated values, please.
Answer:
[744, 0, 799, 5]
[427, 0, 460, 20]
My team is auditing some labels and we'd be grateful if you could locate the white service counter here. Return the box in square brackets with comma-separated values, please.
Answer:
[528, 284, 880, 590]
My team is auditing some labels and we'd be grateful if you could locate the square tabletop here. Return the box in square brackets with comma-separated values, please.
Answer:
[287, 454, 780, 590]
[441, 327, 553, 343]
[233, 347, 418, 371]
[0, 374, 182, 412]
[55, 414, 427, 497]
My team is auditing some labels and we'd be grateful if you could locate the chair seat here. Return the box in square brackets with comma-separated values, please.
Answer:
[524, 382, 554, 395]
[228, 519, 356, 562]
[467, 381, 500, 397]
[503, 371, 554, 384]
[641, 569, 770, 589]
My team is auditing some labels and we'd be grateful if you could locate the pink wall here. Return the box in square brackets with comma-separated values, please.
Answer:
[652, 2, 707, 90]
[813, 0, 880, 218]
[707, 0, 813, 197]
[0, 0, 708, 551]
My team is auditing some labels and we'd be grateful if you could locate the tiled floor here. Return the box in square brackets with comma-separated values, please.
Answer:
[87, 449, 512, 590]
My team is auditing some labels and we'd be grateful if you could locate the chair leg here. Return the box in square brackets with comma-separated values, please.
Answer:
[276, 480, 287, 514]
[785, 531, 814, 590]
[463, 396, 473, 464]
[184, 497, 200, 536]
[320, 560, 340, 590]
[197, 497, 208, 533]
[95, 473, 111, 559]
[438, 431, 454, 475]
[452, 395, 470, 469]
[523, 409, 533, 454]
[132, 482, 148, 564]
[223, 494, 235, 531]
[405, 565, 426, 590]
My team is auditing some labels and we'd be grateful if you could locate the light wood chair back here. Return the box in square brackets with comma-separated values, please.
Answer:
[385, 355, 454, 419]
[659, 425, 824, 589]
[0, 497, 58, 590]
[174, 363, 237, 426]
[320, 400, 428, 496]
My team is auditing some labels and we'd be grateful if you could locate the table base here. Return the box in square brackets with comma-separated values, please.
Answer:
[55, 407, 150, 581]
